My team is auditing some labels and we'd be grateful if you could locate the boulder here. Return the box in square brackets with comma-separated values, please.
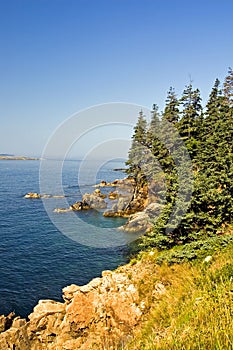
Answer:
[120, 211, 152, 232]
[82, 192, 107, 209]
[120, 202, 163, 232]
[70, 201, 90, 211]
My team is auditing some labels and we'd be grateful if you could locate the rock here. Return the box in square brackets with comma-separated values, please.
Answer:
[94, 189, 106, 198]
[0, 312, 16, 332]
[70, 201, 90, 211]
[203, 255, 212, 263]
[12, 317, 27, 329]
[104, 197, 131, 217]
[108, 191, 119, 200]
[0, 257, 165, 349]
[99, 180, 107, 186]
[28, 300, 65, 322]
[121, 211, 152, 232]
[82, 192, 107, 209]
[24, 193, 66, 199]
[103, 210, 130, 218]
[24, 192, 41, 199]
[62, 284, 80, 302]
[54, 208, 72, 213]
[120, 203, 163, 232]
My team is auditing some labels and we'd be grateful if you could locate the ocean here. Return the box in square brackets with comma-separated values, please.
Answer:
[0, 159, 130, 318]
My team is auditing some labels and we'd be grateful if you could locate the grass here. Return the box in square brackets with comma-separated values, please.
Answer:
[124, 236, 233, 350]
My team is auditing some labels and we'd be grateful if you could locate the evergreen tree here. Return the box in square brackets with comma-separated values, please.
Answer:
[223, 67, 233, 107]
[146, 104, 161, 149]
[205, 79, 222, 120]
[126, 70, 233, 251]
[178, 84, 203, 160]
[126, 111, 148, 181]
[178, 84, 202, 140]
[163, 87, 180, 124]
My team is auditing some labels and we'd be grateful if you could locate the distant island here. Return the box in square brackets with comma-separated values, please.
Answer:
[0, 154, 39, 160]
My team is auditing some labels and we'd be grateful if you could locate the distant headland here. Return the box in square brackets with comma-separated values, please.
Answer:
[0, 154, 39, 160]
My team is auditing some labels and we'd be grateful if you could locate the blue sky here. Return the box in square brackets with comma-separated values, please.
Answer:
[1, 0, 233, 157]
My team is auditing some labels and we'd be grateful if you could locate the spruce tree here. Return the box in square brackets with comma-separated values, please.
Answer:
[223, 67, 233, 107]
[178, 84, 203, 160]
[163, 87, 180, 124]
[126, 70, 233, 251]
[178, 84, 202, 140]
[126, 110, 148, 181]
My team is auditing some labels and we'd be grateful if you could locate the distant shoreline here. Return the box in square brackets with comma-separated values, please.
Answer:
[0, 156, 40, 160]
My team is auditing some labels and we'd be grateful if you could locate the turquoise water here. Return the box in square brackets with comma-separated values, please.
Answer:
[0, 160, 129, 318]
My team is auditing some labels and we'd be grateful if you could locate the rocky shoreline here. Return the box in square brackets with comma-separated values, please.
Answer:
[24, 176, 163, 232]
[0, 177, 165, 348]
[52, 176, 163, 233]
[0, 256, 165, 350]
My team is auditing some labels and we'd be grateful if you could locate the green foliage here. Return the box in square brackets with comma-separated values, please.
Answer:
[223, 66, 233, 107]
[126, 68, 233, 251]
[155, 235, 233, 265]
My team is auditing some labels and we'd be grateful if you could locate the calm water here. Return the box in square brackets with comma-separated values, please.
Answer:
[0, 160, 129, 318]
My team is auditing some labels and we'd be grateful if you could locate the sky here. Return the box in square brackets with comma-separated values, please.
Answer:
[1, 0, 233, 158]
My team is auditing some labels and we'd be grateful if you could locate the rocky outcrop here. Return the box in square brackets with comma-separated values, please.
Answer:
[54, 189, 107, 213]
[120, 202, 163, 232]
[24, 193, 65, 199]
[70, 201, 91, 211]
[24, 192, 41, 199]
[82, 190, 107, 209]
[75, 189, 107, 210]
[52, 176, 163, 234]
[54, 208, 72, 213]
[103, 181, 148, 218]
[0, 312, 17, 333]
[0, 260, 165, 349]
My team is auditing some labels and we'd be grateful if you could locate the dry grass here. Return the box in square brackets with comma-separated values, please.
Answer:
[124, 241, 233, 350]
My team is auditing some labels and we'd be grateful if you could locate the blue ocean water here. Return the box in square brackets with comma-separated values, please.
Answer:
[0, 160, 129, 318]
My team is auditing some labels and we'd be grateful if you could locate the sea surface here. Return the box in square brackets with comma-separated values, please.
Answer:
[0, 160, 130, 318]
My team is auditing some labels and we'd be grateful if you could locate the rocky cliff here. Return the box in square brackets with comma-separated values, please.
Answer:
[0, 257, 165, 349]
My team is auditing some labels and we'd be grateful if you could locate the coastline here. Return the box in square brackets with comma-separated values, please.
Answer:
[0, 156, 39, 160]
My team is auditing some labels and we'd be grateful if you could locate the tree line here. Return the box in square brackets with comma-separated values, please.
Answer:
[126, 68, 233, 249]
